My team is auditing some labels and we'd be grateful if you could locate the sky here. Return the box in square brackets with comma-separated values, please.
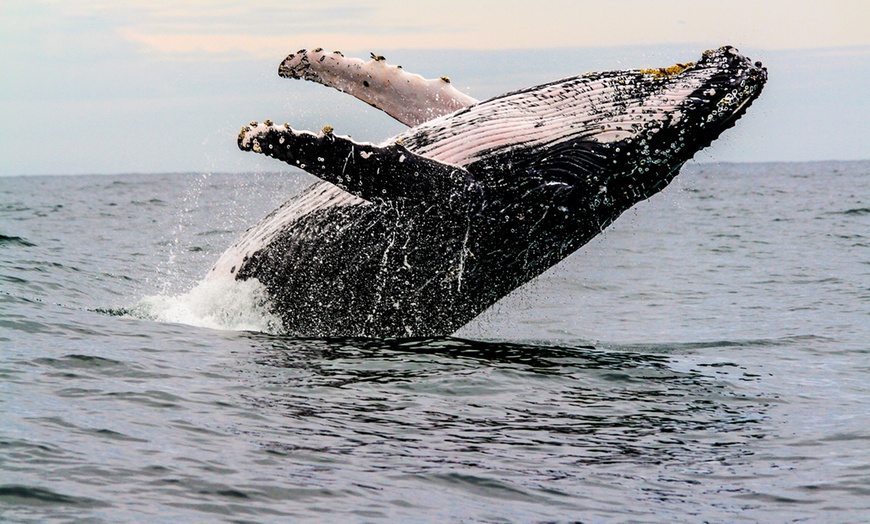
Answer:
[1, 0, 868, 176]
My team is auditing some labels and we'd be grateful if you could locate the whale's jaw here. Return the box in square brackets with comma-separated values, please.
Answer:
[590, 46, 767, 219]
[569, 45, 768, 213]
[651, 46, 768, 164]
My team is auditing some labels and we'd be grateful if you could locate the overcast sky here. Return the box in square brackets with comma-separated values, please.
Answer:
[2, 1, 868, 176]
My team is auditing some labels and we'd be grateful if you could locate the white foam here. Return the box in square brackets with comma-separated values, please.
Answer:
[129, 277, 283, 334]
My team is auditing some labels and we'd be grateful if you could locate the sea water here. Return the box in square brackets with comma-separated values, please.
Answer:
[1, 161, 868, 522]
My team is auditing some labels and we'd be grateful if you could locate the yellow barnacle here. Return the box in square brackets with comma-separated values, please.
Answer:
[640, 62, 694, 79]
[395, 139, 405, 146]
[264, 119, 273, 126]
[370, 52, 386, 62]
[238, 126, 250, 140]
[312, 47, 323, 53]
[249, 121, 258, 127]
[322, 125, 334, 135]
[283, 123, 291, 129]
[440, 75, 451, 83]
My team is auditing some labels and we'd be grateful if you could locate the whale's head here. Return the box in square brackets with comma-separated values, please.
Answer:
[582, 45, 768, 205]
[400, 46, 767, 228]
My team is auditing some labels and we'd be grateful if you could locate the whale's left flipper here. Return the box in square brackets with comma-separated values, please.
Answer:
[279, 49, 479, 126]
[238, 122, 476, 205]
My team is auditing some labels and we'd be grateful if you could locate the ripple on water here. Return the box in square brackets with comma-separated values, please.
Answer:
[236, 336, 771, 508]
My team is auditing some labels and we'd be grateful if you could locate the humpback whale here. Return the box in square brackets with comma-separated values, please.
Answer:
[208, 46, 767, 337]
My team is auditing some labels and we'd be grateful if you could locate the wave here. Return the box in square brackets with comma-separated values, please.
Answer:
[0, 234, 36, 247]
[0, 485, 107, 507]
[118, 278, 283, 333]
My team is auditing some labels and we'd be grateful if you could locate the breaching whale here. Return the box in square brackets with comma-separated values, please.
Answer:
[208, 46, 767, 337]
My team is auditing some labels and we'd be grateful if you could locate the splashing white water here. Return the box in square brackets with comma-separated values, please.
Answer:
[129, 278, 283, 333]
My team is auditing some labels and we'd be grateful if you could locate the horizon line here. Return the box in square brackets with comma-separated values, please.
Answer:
[4, 158, 868, 179]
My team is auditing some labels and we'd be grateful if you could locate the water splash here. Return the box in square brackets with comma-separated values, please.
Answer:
[126, 277, 283, 333]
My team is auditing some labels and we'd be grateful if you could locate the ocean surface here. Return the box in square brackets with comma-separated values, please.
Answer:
[1, 161, 868, 523]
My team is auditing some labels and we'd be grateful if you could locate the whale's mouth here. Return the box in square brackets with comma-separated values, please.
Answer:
[597, 46, 767, 148]
[596, 46, 767, 190]
[650, 46, 767, 155]
[595, 48, 766, 202]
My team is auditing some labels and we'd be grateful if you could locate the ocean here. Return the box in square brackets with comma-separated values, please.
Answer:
[1, 160, 868, 522]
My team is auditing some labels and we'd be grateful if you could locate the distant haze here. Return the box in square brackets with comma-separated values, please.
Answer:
[2, 1, 868, 176]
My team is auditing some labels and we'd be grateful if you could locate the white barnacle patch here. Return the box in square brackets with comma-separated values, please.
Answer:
[399, 155, 406, 163]
[360, 151, 372, 159]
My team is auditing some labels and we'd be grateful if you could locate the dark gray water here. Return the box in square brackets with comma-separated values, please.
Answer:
[2, 161, 868, 522]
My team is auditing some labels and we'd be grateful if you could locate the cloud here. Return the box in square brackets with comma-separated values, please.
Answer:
[31, 0, 869, 59]
[111, 0, 870, 56]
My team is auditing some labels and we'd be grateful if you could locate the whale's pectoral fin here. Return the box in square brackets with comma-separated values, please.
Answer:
[239, 122, 477, 205]
[278, 49, 479, 127]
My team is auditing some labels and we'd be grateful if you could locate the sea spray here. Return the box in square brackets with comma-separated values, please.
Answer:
[130, 277, 283, 333]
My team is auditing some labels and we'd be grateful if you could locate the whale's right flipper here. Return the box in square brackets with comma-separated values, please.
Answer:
[238, 122, 477, 206]
[279, 49, 479, 127]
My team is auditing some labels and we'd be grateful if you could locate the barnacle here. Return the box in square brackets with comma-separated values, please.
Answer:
[640, 62, 694, 79]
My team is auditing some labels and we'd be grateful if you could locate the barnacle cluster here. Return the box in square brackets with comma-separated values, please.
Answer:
[640, 62, 694, 79]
